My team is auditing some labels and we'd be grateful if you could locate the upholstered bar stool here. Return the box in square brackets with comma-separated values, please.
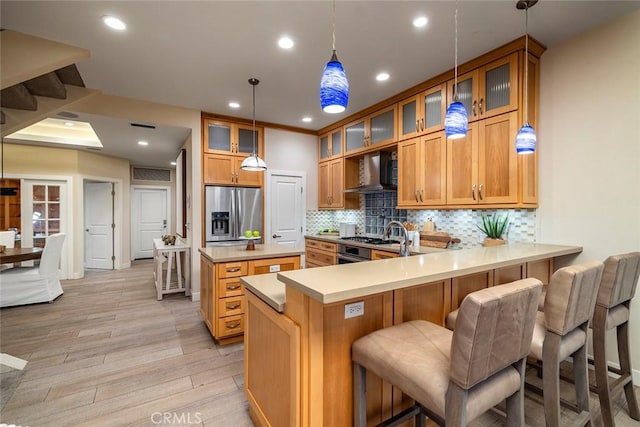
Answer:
[528, 261, 604, 427]
[352, 278, 542, 427]
[591, 252, 640, 427]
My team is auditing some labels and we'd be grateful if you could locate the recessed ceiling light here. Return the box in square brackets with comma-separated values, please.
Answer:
[170, 161, 177, 166]
[138, 140, 149, 146]
[376, 72, 390, 82]
[228, 102, 240, 109]
[102, 15, 126, 31]
[413, 16, 428, 28]
[278, 36, 294, 49]
[64, 122, 75, 127]
[302, 117, 312, 123]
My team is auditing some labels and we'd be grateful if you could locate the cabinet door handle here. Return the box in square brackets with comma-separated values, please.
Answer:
[226, 321, 241, 330]
[415, 120, 420, 133]
[226, 267, 241, 273]
[226, 303, 241, 310]
[478, 184, 484, 200]
[478, 98, 484, 115]
[472, 184, 477, 201]
[420, 118, 425, 131]
[419, 190, 424, 202]
[472, 100, 477, 117]
[226, 284, 241, 290]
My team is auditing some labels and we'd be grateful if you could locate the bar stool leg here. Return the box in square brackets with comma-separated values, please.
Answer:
[593, 306, 615, 427]
[506, 359, 526, 427]
[542, 332, 562, 427]
[617, 317, 640, 420]
[353, 362, 367, 427]
[572, 326, 592, 425]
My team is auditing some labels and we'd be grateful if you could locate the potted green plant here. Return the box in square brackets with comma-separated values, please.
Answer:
[477, 213, 509, 246]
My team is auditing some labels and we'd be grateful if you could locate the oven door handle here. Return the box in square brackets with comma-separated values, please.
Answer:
[338, 253, 368, 263]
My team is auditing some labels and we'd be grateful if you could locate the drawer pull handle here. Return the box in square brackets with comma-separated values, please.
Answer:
[226, 303, 241, 310]
[226, 321, 241, 330]
[226, 284, 241, 290]
[226, 267, 241, 273]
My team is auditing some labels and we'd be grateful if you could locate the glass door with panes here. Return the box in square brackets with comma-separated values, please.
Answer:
[20, 180, 68, 278]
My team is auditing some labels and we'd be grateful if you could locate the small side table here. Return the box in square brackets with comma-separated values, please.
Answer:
[153, 238, 191, 301]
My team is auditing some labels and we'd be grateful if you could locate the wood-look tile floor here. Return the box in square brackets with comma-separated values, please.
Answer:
[1, 260, 638, 426]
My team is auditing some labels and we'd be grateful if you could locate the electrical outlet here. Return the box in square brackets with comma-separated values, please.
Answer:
[344, 301, 365, 319]
[269, 264, 281, 273]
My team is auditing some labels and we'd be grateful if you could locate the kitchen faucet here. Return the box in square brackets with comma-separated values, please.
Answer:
[382, 221, 411, 257]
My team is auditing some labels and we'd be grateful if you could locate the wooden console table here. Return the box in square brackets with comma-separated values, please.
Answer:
[152, 238, 191, 300]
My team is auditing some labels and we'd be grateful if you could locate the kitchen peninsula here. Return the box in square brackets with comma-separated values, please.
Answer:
[198, 244, 303, 344]
[243, 242, 582, 427]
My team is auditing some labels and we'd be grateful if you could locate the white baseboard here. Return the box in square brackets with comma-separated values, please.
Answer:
[191, 292, 200, 302]
[0, 353, 28, 370]
[118, 261, 131, 269]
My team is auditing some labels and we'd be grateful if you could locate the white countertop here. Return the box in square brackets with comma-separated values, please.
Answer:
[278, 243, 582, 304]
[305, 235, 448, 255]
[241, 273, 285, 312]
[199, 244, 304, 263]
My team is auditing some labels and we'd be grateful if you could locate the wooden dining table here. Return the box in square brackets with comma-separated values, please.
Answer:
[0, 247, 43, 264]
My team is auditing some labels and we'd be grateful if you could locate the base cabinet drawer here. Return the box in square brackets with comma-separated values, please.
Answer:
[306, 249, 336, 266]
[217, 314, 244, 338]
[217, 277, 244, 298]
[217, 296, 245, 317]
[217, 261, 248, 278]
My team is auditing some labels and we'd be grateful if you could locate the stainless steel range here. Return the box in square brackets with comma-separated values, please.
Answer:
[337, 236, 395, 263]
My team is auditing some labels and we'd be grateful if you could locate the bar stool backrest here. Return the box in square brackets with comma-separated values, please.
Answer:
[597, 252, 640, 309]
[449, 278, 542, 390]
[544, 261, 603, 336]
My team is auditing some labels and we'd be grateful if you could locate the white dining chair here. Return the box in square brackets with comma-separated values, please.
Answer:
[0, 233, 65, 308]
[0, 230, 17, 272]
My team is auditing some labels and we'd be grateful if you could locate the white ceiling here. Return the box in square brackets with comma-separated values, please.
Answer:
[2, 1, 638, 168]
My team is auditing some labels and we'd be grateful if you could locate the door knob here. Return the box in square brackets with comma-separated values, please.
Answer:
[272, 234, 282, 238]
[85, 229, 89, 232]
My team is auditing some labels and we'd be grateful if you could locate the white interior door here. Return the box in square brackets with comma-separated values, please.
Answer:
[84, 182, 113, 269]
[131, 187, 168, 259]
[268, 174, 303, 247]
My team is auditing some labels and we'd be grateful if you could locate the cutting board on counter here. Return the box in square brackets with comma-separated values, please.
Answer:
[419, 232, 461, 249]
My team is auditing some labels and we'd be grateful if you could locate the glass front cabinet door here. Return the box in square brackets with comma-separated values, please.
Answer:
[398, 84, 446, 141]
[447, 53, 518, 123]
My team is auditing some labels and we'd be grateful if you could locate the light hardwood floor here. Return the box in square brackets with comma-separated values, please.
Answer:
[1, 260, 638, 426]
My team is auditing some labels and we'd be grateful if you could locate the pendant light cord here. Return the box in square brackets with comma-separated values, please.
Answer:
[524, 5, 529, 124]
[252, 82, 257, 156]
[453, 0, 459, 101]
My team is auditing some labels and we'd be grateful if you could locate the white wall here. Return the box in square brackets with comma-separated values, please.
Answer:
[538, 10, 640, 379]
[264, 128, 318, 210]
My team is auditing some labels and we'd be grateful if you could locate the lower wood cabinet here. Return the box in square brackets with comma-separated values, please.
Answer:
[370, 249, 399, 260]
[245, 291, 300, 427]
[200, 254, 301, 344]
[305, 238, 337, 267]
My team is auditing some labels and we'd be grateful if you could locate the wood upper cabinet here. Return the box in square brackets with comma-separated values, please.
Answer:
[203, 119, 263, 156]
[446, 112, 518, 205]
[318, 158, 358, 210]
[202, 118, 264, 187]
[398, 131, 447, 208]
[319, 128, 343, 161]
[398, 83, 447, 141]
[203, 154, 263, 187]
[447, 53, 519, 123]
[344, 105, 397, 155]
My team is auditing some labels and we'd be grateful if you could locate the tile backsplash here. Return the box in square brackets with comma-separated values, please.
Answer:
[306, 194, 537, 248]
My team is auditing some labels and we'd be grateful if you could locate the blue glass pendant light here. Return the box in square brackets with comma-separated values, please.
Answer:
[240, 78, 267, 171]
[444, 1, 468, 139]
[515, 0, 538, 154]
[320, 0, 348, 114]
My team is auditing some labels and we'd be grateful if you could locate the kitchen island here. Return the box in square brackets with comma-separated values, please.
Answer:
[198, 244, 303, 344]
[243, 242, 582, 427]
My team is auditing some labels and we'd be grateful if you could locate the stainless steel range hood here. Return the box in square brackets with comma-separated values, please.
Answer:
[344, 151, 397, 193]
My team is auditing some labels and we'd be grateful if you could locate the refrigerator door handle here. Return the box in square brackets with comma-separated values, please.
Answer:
[235, 188, 242, 237]
[231, 188, 240, 239]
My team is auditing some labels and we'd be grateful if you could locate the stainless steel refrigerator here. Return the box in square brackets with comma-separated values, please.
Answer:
[205, 186, 262, 246]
